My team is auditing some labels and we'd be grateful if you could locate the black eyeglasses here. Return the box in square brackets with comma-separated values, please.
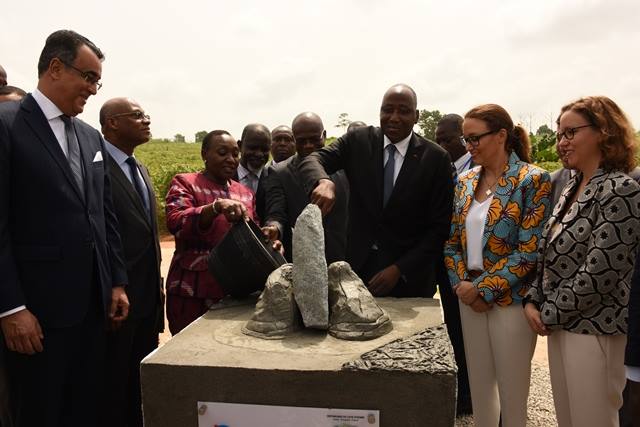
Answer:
[556, 124, 592, 142]
[108, 111, 151, 121]
[460, 130, 497, 147]
[62, 61, 102, 90]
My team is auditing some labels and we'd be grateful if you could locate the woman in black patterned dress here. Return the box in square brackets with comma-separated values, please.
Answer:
[524, 96, 640, 427]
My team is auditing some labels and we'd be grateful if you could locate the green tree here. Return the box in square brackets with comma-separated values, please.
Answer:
[335, 113, 351, 132]
[536, 124, 553, 136]
[195, 130, 208, 143]
[174, 133, 185, 143]
[417, 109, 443, 141]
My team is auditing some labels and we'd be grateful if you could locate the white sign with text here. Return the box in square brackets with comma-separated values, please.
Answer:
[197, 401, 380, 427]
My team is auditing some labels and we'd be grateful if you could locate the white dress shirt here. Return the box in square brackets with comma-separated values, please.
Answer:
[237, 163, 262, 194]
[454, 152, 473, 175]
[383, 132, 411, 185]
[32, 88, 69, 156]
[465, 196, 493, 271]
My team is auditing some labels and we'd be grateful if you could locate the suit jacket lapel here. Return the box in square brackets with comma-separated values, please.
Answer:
[138, 160, 157, 229]
[371, 128, 384, 211]
[108, 155, 150, 225]
[549, 170, 606, 244]
[21, 95, 85, 203]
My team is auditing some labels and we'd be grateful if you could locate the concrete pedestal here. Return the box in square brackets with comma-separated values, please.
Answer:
[141, 297, 457, 426]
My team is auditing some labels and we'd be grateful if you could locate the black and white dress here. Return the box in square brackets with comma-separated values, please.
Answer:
[527, 169, 640, 334]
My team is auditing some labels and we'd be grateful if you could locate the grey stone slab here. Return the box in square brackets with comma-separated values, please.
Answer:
[141, 298, 456, 427]
[292, 204, 328, 329]
[328, 261, 393, 340]
[242, 264, 303, 339]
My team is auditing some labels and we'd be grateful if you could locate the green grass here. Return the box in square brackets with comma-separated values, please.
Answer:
[135, 140, 564, 236]
[136, 140, 202, 235]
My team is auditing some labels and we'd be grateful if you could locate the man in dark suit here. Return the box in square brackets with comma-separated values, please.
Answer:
[263, 112, 349, 263]
[0, 30, 129, 427]
[100, 97, 163, 427]
[268, 125, 296, 167]
[434, 113, 472, 415]
[235, 123, 271, 221]
[299, 84, 454, 298]
[623, 249, 640, 427]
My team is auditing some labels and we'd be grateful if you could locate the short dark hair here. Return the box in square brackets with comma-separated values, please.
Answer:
[0, 85, 26, 97]
[437, 114, 463, 134]
[37, 30, 104, 77]
[202, 130, 231, 151]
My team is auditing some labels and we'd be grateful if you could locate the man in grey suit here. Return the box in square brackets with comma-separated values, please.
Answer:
[263, 112, 349, 263]
[100, 97, 164, 427]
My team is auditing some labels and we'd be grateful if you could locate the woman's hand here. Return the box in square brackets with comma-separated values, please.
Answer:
[454, 280, 479, 305]
[469, 297, 492, 313]
[214, 199, 248, 223]
[524, 303, 551, 336]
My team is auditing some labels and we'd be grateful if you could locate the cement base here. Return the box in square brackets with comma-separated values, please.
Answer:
[141, 297, 457, 426]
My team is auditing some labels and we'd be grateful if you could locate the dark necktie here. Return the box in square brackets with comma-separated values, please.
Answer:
[60, 115, 84, 199]
[383, 144, 397, 206]
[125, 157, 149, 214]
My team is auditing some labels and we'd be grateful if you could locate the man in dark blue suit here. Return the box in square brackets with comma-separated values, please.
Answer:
[0, 30, 129, 427]
[299, 84, 454, 298]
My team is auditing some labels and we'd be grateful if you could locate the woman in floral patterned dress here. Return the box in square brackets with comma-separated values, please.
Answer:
[443, 104, 551, 427]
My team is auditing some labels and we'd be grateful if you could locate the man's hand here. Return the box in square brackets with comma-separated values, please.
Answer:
[261, 225, 280, 241]
[109, 286, 130, 328]
[368, 264, 401, 296]
[454, 280, 479, 305]
[271, 239, 284, 255]
[469, 297, 492, 313]
[524, 303, 550, 336]
[0, 309, 44, 355]
[310, 179, 336, 216]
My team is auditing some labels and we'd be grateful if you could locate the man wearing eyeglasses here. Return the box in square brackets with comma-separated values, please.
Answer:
[100, 97, 163, 427]
[0, 30, 128, 427]
[299, 84, 454, 298]
[263, 112, 349, 262]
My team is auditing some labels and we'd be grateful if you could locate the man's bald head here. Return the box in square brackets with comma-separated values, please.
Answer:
[99, 97, 131, 126]
[435, 113, 466, 162]
[240, 123, 270, 141]
[239, 123, 271, 171]
[292, 112, 326, 158]
[347, 121, 366, 132]
[100, 97, 151, 155]
[382, 84, 417, 109]
[0, 65, 6, 86]
[379, 84, 419, 143]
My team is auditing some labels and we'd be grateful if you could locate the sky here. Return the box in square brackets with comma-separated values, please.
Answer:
[2, 0, 639, 140]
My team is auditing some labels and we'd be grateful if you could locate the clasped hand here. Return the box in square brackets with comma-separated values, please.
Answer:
[454, 281, 492, 312]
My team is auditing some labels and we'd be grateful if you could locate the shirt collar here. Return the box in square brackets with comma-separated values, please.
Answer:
[454, 152, 472, 173]
[32, 88, 64, 121]
[104, 140, 131, 167]
[383, 131, 412, 157]
[237, 163, 262, 180]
